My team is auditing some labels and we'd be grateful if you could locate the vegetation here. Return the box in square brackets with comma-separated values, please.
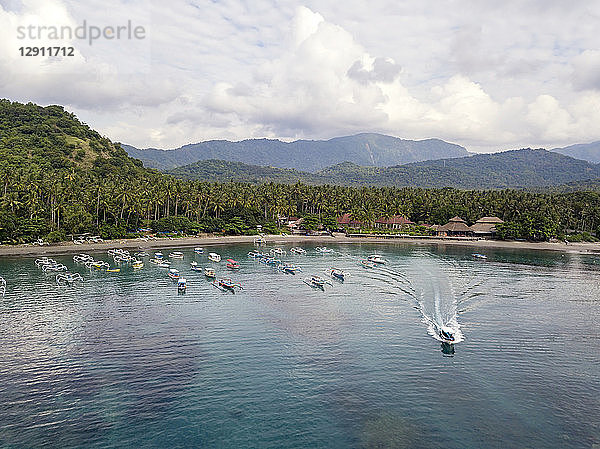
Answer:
[1, 99, 600, 244]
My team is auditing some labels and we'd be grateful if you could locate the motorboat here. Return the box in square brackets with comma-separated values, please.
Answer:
[290, 247, 306, 255]
[226, 259, 240, 270]
[316, 247, 334, 254]
[329, 267, 345, 282]
[278, 264, 302, 275]
[154, 252, 164, 260]
[56, 272, 83, 286]
[247, 250, 263, 258]
[194, 247, 204, 254]
[367, 254, 386, 264]
[157, 261, 172, 268]
[270, 247, 286, 256]
[360, 259, 376, 269]
[177, 277, 187, 292]
[472, 253, 487, 260]
[208, 253, 221, 263]
[167, 269, 180, 280]
[212, 278, 243, 292]
[204, 267, 216, 278]
[190, 261, 203, 272]
[169, 251, 184, 259]
[303, 275, 333, 289]
[132, 260, 144, 269]
[437, 326, 456, 343]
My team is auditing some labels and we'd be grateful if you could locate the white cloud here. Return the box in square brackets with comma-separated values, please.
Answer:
[1, 0, 600, 152]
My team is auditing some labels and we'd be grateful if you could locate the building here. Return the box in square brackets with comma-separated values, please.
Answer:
[470, 216, 504, 237]
[337, 213, 362, 229]
[436, 216, 473, 237]
[374, 215, 415, 229]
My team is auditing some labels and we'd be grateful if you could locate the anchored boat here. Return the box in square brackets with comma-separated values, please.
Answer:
[303, 275, 333, 289]
[226, 259, 240, 270]
[270, 248, 286, 256]
[169, 251, 184, 259]
[472, 253, 487, 260]
[177, 277, 187, 292]
[367, 254, 386, 264]
[316, 247, 334, 254]
[167, 269, 180, 280]
[194, 247, 204, 254]
[56, 272, 83, 286]
[290, 247, 306, 255]
[132, 260, 144, 269]
[212, 278, 243, 292]
[360, 259, 376, 269]
[208, 253, 221, 263]
[278, 264, 302, 275]
[329, 267, 346, 282]
[190, 261, 203, 272]
[204, 267, 216, 278]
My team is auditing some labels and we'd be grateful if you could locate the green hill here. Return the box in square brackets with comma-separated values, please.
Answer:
[552, 141, 600, 163]
[124, 133, 470, 172]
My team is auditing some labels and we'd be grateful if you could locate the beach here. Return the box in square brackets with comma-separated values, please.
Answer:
[1, 234, 599, 257]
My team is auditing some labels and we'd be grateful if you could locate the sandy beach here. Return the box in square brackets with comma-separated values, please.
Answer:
[1, 234, 599, 258]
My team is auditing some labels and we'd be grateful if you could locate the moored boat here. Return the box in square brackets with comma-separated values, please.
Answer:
[472, 253, 487, 260]
[316, 247, 334, 254]
[303, 275, 333, 289]
[290, 247, 306, 255]
[203, 267, 216, 278]
[177, 277, 187, 292]
[0, 276, 5, 296]
[56, 272, 83, 286]
[190, 261, 203, 272]
[169, 251, 184, 259]
[367, 254, 386, 264]
[208, 253, 221, 263]
[212, 277, 242, 292]
[330, 267, 345, 281]
[167, 269, 180, 280]
[278, 264, 302, 275]
[194, 247, 204, 254]
[270, 247, 286, 256]
[226, 259, 240, 270]
[132, 260, 144, 269]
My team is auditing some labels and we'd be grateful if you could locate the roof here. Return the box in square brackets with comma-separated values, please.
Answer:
[375, 215, 415, 225]
[337, 213, 352, 224]
[438, 216, 471, 232]
[474, 216, 504, 224]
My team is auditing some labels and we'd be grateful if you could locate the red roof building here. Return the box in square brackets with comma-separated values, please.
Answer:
[374, 215, 415, 229]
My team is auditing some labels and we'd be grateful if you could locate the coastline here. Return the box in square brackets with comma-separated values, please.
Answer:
[1, 234, 599, 258]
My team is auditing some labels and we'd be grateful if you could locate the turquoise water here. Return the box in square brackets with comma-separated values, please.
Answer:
[0, 243, 599, 448]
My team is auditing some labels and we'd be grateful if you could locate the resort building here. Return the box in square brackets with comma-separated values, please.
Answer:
[374, 215, 415, 229]
[337, 214, 362, 229]
[436, 216, 473, 237]
[470, 216, 504, 238]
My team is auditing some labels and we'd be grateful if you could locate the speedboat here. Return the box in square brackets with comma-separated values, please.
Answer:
[367, 254, 386, 264]
[194, 247, 204, 254]
[226, 259, 240, 270]
[167, 269, 180, 280]
[438, 326, 456, 343]
[472, 253, 487, 260]
[190, 261, 203, 272]
[208, 253, 221, 263]
[169, 251, 184, 259]
[316, 247, 334, 254]
[177, 277, 187, 292]
[204, 267, 216, 278]
[290, 247, 306, 255]
[330, 268, 345, 282]
[213, 278, 243, 292]
[278, 264, 302, 275]
[303, 275, 333, 289]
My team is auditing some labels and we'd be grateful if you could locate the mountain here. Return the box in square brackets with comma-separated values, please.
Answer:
[124, 133, 470, 172]
[168, 149, 600, 189]
[552, 141, 600, 163]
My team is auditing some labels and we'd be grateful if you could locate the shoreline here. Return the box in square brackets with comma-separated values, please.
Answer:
[1, 234, 599, 258]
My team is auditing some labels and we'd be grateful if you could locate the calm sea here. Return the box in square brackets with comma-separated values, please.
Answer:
[0, 243, 598, 448]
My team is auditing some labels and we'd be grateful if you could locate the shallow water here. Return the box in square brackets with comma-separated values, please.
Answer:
[0, 243, 599, 448]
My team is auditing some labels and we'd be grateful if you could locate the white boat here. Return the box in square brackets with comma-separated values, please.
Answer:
[367, 254, 386, 264]
[316, 247, 334, 254]
[194, 247, 204, 254]
[169, 251, 184, 259]
[290, 247, 306, 255]
[177, 277, 187, 292]
[154, 252, 164, 260]
[204, 267, 216, 278]
[190, 261, 203, 272]
[270, 247, 286, 256]
[157, 261, 171, 268]
[208, 253, 221, 262]
[167, 269, 180, 280]
[437, 325, 456, 343]
[56, 272, 83, 286]
[73, 254, 93, 263]
[472, 253, 487, 260]
[135, 251, 149, 257]
[278, 264, 302, 275]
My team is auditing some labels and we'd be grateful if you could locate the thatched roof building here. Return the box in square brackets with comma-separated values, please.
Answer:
[470, 216, 504, 236]
[437, 216, 472, 236]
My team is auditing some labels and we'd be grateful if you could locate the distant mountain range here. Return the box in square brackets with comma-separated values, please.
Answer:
[168, 148, 600, 189]
[552, 141, 600, 163]
[123, 133, 470, 172]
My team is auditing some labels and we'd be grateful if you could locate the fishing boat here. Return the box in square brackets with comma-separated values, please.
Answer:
[270, 247, 286, 256]
[106, 268, 121, 273]
[226, 259, 240, 270]
[208, 253, 221, 263]
[278, 264, 302, 275]
[194, 247, 204, 254]
[204, 267, 216, 278]
[437, 325, 456, 343]
[177, 277, 187, 292]
[0, 277, 5, 296]
[360, 259, 376, 269]
[132, 260, 144, 269]
[212, 278, 243, 292]
[367, 254, 386, 264]
[167, 269, 180, 280]
[316, 247, 334, 254]
[329, 267, 346, 282]
[190, 261, 203, 272]
[56, 272, 83, 286]
[303, 275, 333, 289]
[169, 251, 184, 259]
[472, 253, 487, 260]
[290, 247, 306, 255]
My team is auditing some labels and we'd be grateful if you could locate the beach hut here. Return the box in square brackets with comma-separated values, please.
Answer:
[374, 215, 414, 230]
[470, 216, 504, 238]
[437, 216, 473, 237]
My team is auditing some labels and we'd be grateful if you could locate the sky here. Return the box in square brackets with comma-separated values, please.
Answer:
[1, 0, 599, 152]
